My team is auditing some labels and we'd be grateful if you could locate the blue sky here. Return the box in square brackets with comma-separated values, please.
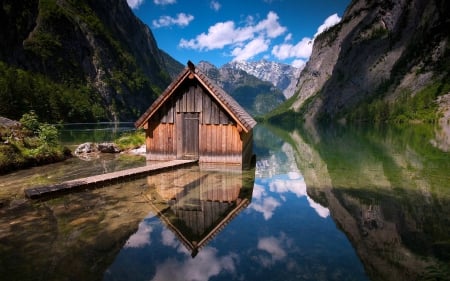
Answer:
[127, 0, 349, 68]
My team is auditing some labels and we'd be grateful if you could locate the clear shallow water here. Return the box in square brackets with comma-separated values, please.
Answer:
[57, 122, 136, 144]
[1, 123, 449, 281]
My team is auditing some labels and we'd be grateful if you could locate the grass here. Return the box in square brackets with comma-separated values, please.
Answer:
[114, 129, 145, 151]
[0, 138, 70, 174]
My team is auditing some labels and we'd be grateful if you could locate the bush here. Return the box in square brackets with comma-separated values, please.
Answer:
[38, 123, 59, 147]
[115, 130, 145, 150]
[0, 112, 69, 174]
[19, 110, 40, 134]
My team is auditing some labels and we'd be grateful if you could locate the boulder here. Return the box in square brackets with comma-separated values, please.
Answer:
[74, 142, 98, 155]
[98, 142, 121, 153]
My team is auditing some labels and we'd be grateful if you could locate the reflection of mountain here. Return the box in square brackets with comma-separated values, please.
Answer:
[144, 165, 255, 257]
[285, 125, 450, 281]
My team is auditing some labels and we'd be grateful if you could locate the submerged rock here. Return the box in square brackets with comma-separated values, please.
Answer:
[74, 142, 121, 161]
[98, 142, 121, 153]
[74, 142, 98, 155]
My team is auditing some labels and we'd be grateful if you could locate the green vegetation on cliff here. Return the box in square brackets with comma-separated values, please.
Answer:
[266, 0, 450, 127]
[0, 61, 107, 122]
[347, 78, 450, 124]
[0, 0, 181, 123]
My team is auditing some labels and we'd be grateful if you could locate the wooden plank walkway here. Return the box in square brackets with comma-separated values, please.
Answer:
[24, 160, 197, 199]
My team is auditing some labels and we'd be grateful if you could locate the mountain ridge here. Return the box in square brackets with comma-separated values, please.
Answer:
[226, 60, 302, 99]
[278, 0, 450, 126]
[0, 0, 183, 122]
[197, 61, 286, 116]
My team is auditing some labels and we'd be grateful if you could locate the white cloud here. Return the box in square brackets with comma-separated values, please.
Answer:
[124, 221, 153, 248]
[272, 37, 313, 60]
[250, 196, 280, 220]
[307, 197, 330, 218]
[252, 184, 266, 200]
[126, 0, 145, 9]
[314, 13, 341, 37]
[257, 236, 287, 260]
[151, 247, 237, 281]
[154, 0, 176, 5]
[152, 13, 194, 28]
[271, 13, 341, 62]
[210, 1, 221, 11]
[180, 21, 239, 50]
[269, 175, 307, 198]
[284, 33, 292, 42]
[232, 37, 269, 61]
[254, 11, 286, 38]
[179, 11, 286, 61]
[161, 228, 179, 248]
[291, 59, 306, 68]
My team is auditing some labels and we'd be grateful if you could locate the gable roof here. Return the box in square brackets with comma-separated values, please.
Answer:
[135, 61, 257, 132]
[149, 197, 250, 257]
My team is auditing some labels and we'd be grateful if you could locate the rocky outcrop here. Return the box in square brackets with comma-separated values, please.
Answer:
[74, 142, 121, 160]
[0, 117, 20, 129]
[0, 0, 183, 122]
[291, 0, 450, 124]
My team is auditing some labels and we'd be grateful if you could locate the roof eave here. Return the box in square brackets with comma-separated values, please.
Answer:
[134, 68, 190, 128]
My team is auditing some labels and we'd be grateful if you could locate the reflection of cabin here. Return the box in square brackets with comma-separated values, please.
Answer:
[135, 61, 257, 168]
[145, 166, 254, 257]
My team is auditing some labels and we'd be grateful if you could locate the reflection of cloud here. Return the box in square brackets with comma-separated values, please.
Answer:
[287, 171, 301, 179]
[124, 221, 153, 248]
[151, 247, 237, 281]
[252, 184, 266, 200]
[263, 173, 330, 219]
[161, 228, 179, 248]
[307, 197, 330, 218]
[257, 236, 286, 260]
[251, 196, 280, 220]
[269, 177, 307, 197]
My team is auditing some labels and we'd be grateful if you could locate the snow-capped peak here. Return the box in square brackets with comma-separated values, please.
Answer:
[225, 60, 303, 98]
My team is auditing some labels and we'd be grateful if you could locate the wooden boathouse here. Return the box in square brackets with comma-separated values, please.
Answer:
[135, 61, 257, 168]
[145, 166, 254, 257]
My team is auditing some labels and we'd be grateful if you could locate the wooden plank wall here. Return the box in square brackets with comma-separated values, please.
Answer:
[146, 81, 253, 164]
[174, 201, 233, 237]
[200, 172, 242, 202]
[199, 124, 242, 164]
[146, 121, 177, 161]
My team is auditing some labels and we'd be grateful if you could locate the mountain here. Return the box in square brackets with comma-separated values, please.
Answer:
[0, 0, 184, 122]
[227, 60, 302, 99]
[274, 0, 450, 126]
[197, 61, 286, 117]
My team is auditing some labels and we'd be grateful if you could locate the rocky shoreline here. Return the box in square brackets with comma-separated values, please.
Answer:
[73, 142, 146, 161]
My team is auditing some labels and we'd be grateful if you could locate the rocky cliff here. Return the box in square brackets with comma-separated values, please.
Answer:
[286, 0, 450, 125]
[227, 60, 302, 99]
[0, 0, 183, 122]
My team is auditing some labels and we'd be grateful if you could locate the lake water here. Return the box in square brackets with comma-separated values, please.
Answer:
[0, 123, 449, 281]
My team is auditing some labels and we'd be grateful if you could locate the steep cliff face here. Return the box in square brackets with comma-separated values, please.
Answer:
[0, 0, 183, 122]
[290, 0, 450, 124]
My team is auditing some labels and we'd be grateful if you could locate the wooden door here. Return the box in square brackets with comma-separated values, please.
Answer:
[181, 112, 199, 159]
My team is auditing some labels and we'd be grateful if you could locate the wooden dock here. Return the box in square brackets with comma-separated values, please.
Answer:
[24, 159, 197, 199]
